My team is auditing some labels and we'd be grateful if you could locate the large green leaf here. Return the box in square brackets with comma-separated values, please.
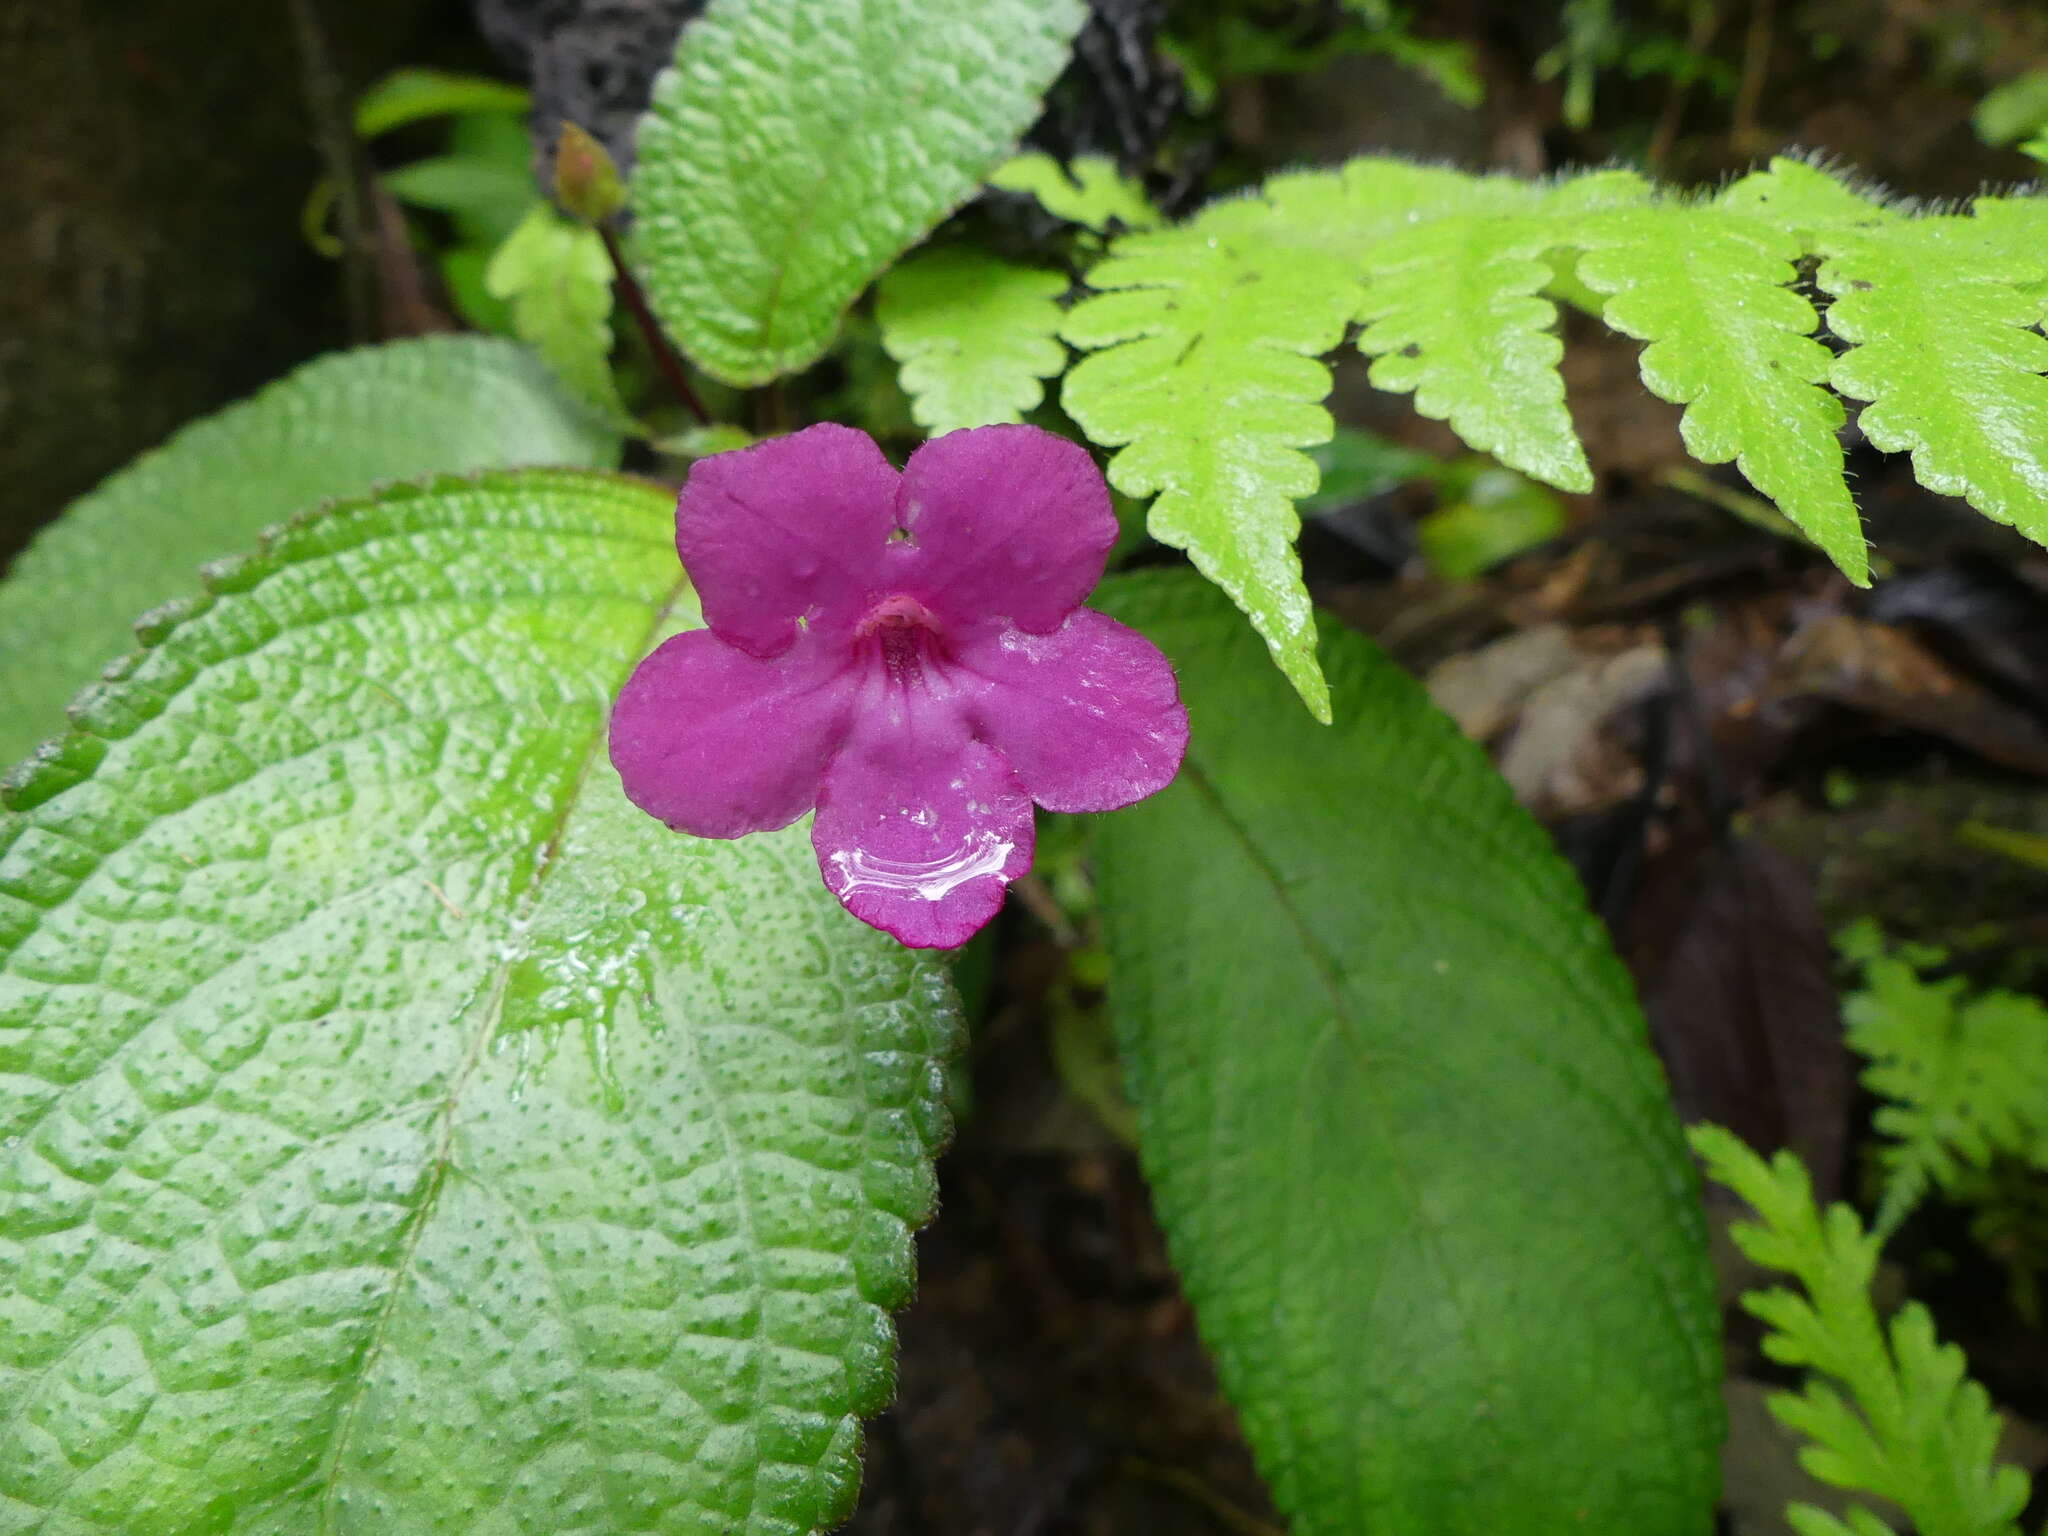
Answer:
[1091, 571, 1722, 1536]
[629, 0, 1087, 386]
[0, 470, 957, 1532]
[0, 336, 621, 767]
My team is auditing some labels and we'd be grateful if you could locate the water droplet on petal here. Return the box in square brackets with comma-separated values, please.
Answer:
[827, 834, 1013, 903]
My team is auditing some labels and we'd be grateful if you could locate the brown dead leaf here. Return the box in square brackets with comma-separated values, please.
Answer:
[1773, 615, 2048, 776]
[1626, 837, 1851, 1199]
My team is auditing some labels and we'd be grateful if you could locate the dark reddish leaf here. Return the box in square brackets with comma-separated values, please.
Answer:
[1625, 836, 1852, 1198]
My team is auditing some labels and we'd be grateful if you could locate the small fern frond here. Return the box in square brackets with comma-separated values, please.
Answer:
[1577, 203, 1865, 581]
[875, 246, 1068, 435]
[1816, 207, 2048, 550]
[1839, 921, 2048, 1236]
[1062, 182, 1376, 721]
[1692, 1125, 2031, 1536]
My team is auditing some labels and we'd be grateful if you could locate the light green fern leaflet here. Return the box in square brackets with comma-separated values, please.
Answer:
[0, 471, 958, 1534]
[1816, 205, 2048, 550]
[1346, 166, 1650, 494]
[1063, 186, 1370, 722]
[630, 0, 1086, 385]
[1714, 155, 1895, 230]
[987, 151, 1159, 232]
[875, 247, 1068, 435]
[1693, 1127, 2029, 1536]
[1576, 203, 1864, 582]
[1062, 162, 1633, 720]
[485, 202, 635, 426]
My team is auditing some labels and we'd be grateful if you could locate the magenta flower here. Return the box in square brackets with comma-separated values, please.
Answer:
[609, 423, 1190, 948]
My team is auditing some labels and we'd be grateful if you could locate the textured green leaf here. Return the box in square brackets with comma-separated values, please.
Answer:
[874, 247, 1068, 435]
[1816, 210, 2048, 550]
[486, 204, 634, 425]
[0, 337, 620, 767]
[986, 152, 1159, 231]
[630, 0, 1088, 386]
[1092, 570, 1722, 1536]
[1577, 203, 1866, 582]
[0, 470, 957, 1533]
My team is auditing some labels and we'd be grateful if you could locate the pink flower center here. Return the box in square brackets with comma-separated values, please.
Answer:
[855, 594, 945, 686]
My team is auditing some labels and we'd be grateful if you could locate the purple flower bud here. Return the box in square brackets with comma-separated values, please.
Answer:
[610, 423, 1189, 947]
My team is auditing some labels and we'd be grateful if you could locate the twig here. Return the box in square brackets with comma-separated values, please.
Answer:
[597, 222, 710, 425]
[286, 0, 372, 338]
[1731, 0, 1775, 153]
[1122, 1459, 1286, 1536]
[1647, 1, 1727, 171]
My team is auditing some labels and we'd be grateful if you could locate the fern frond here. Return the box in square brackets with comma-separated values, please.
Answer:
[1692, 1125, 2031, 1536]
[1577, 203, 1865, 582]
[875, 246, 1068, 435]
[1816, 206, 2048, 549]
[1060, 151, 2048, 717]
[1840, 923, 2048, 1235]
[1062, 180, 1378, 721]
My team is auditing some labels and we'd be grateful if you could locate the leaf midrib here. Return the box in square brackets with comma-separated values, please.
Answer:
[1168, 754, 1511, 1503]
[312, 564, 690, 1530]
[1170, 715, 1721, 1512]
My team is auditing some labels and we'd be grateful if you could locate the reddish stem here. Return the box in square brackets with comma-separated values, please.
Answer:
[598, 222, 710, 427]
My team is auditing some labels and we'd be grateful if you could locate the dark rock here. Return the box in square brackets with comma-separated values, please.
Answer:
[475, 0, 704, 177]
[475, 0, 1182, 186]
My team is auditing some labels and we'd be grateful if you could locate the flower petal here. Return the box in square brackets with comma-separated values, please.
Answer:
[893, 424, 1117, 634]
[610, 627, 858, 838]
[955, 608, 1189, 813]
[812, 693, 1034, 948]
[677, 423, 901, 656]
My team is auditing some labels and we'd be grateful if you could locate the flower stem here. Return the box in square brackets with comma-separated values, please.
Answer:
[598, 222, 710, 427]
